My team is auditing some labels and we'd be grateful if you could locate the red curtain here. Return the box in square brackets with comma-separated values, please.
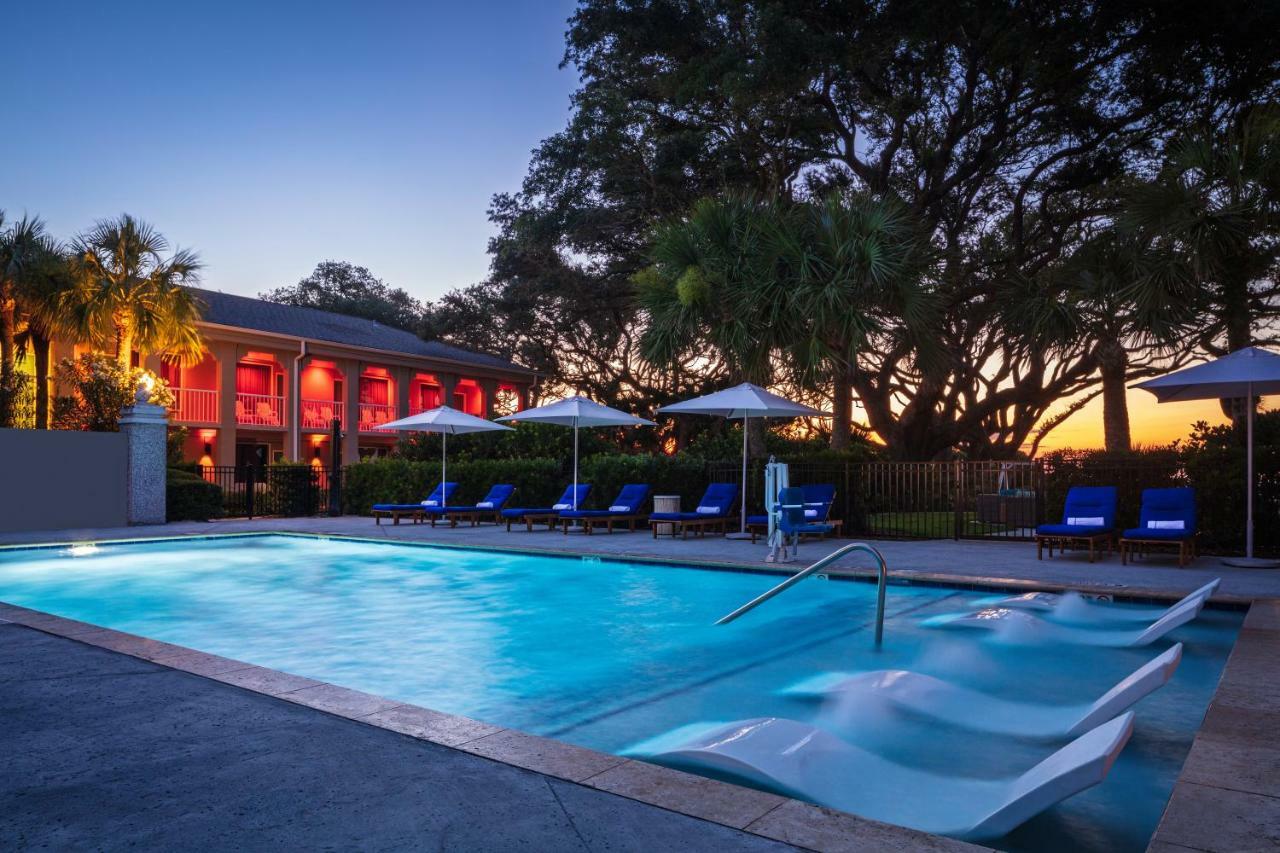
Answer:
[236, 364, 271, 395]
[360, 377, 389, 405]
[418, 385, 441, 409]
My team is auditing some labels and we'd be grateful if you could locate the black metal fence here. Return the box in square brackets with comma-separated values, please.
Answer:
[201, 465, 338, 519]
[706, 452, 1277, 553]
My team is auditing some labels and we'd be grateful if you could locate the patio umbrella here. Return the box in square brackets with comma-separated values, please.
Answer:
[496, 396, 655, 509]
[658, 383, 830, 537]
[1132, 346, 1280, 568]
[378, 406, 512, 503]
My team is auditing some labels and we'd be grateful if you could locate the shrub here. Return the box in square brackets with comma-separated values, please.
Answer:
[166, 468, 224, 521]
[266, 463, 326, 516]
[52, 354, 173, 432]
[342, 457, 565, 514]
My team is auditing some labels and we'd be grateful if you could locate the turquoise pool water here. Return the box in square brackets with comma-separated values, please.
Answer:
[0, 534, 1240, 851]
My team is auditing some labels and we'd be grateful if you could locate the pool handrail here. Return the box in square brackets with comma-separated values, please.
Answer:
[714, 542, 889, 645]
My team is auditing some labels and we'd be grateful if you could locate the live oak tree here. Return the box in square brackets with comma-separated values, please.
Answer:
[434, 0, 1280, 457]
[262, 261, 425, 332]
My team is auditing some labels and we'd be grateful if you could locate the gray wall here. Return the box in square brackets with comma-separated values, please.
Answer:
[0, 429, 129, 533]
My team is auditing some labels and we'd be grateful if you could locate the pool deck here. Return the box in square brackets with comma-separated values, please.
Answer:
[2, 517, 1278, 852]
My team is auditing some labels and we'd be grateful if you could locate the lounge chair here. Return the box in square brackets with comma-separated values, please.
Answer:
[438, 484, 517, 527]
[1034, 486, 1118, 562]
[629, 713, 1134, 841]
[557, 484, 651, 534]
[746, 484, 842, 543]
[922, 594, 1207, 647]
[1120, 487, 1198, 567]
[501, 484, 592, 532]
[371, 482, 459, 525]
[781, 644, 1181, 740]
[975, 579, 1220, 626]
[649, 482, 739, 538]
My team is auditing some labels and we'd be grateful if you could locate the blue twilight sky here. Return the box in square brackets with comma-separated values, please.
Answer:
[2, 1, 580, 303]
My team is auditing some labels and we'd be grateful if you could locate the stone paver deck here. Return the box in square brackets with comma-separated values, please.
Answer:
[0, 622, 798, 852]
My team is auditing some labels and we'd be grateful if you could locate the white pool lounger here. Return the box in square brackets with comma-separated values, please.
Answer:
[974, 579, 1220, 626]
[632, 713, 1135, 841]
[922, 594, 1206, 647]
[782, 644, 1181, 739]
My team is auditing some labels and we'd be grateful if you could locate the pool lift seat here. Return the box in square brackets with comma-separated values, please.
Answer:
[973, 579, 1220, 626]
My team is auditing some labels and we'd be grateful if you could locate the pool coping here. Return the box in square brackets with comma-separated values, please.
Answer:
[2, 533, 1272, 851]
[0, 530, 1255, 609]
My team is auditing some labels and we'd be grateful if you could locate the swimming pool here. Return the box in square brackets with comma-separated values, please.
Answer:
[0, 534, 1240, 851]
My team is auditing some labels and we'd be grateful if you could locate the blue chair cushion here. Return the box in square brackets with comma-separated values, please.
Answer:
[1122, 526, 1194, 541]
[649, 511, 710, 521]
[1036, 523, 1110, 537]
[746, 514, 769, 525]
[558, 509, 615, 519]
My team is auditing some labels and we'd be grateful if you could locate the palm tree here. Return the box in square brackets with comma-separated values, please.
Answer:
[16, 248, 76, 428]
[1003, 232, 1194, 452]
[64, 214, 204, 369]
[636, 194, 790, 454]
[777, 192, 937, 449]
[0, 213, 61, 427]
[1123, 105, 1280, 355]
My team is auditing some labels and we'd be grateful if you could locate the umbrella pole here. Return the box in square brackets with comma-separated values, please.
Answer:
[741, 416, 748, 533]
[1223, 382, 1278, 568]
[441, 433, 447, 505]
[1248, 382, 1254, 559]
[573, 421, 579, 510]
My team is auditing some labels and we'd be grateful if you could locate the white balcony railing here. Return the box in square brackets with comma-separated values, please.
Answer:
[170, 387, 218, 423]
[301, 398, 345, 430]
[358, 402, 397, 432]
[236, 393, 285, 427]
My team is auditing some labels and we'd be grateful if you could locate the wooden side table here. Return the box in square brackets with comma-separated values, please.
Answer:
[653, 495, 680, 537]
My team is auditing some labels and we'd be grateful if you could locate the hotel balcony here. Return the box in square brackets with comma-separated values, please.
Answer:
[170, 387, 219, 424]
[358, 402, 398, 433]
[301, 399, 346, 431]
[236, 393, 286, 428]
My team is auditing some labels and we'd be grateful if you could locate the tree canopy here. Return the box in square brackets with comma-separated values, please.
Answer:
[262, 261, 425, 331]
[425, 0, 1280, 458]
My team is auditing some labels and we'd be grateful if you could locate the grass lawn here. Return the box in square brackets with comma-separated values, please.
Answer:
[865, 511, 1023, 538]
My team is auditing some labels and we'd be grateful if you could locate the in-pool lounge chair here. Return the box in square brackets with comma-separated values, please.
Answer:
[649, 482, 739, 539]
[746, 484, 842, 543]
[557, 484, 651, 534]
[630, 713, 1134, 842]
[439, 484, 517, 527]
[1034, 486, 1117, 562]
[975, 579, 1220, 626]
[501, 484, 592, 532]
[781, 644, 1181, 740]
[1120, 487, 1198, 567]
[923, 593, 1208, 647]
[371, 482, 459, 525]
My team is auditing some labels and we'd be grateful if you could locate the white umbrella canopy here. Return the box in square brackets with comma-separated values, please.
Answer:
[1132, 346, 1280, 567]
[658, 383, 831, 536]
[496, 396, 655, 509]
[377, 405, 513, 505]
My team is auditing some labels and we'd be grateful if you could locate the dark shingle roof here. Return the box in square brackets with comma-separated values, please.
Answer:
[189, 288, 530, 375]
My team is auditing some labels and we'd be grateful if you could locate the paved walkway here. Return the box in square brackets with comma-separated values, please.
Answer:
[0, 622, 796, 852]
[3, 515, 1277, 601]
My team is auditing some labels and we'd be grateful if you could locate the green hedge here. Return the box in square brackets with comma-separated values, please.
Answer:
[343, 453, 727, 515]
[343, 457, 566, 514]
[166, 468, 225, 522]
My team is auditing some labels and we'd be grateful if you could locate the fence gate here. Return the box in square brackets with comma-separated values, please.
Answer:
[200, 466, 337, 519]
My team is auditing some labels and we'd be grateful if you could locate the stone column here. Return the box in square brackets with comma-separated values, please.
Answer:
[438, 372, 458, 409]
[215, 341, 239, 466]
[395, 366, 411, 419]
[119, 400, 169, 524]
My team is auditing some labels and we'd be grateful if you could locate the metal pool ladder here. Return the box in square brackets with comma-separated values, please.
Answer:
[714, 542, 890, 645]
